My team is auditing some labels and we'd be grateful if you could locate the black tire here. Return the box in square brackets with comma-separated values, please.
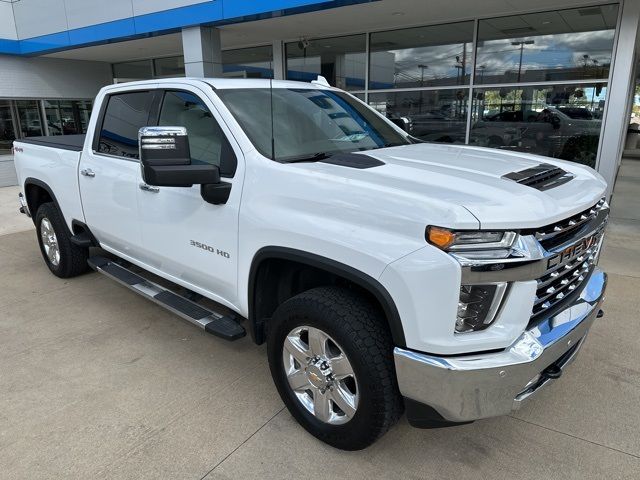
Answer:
[35, 202, 89, 278]
[267, 286, 403, 450]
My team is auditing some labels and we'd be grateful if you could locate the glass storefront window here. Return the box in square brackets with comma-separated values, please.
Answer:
[43, 100, 93, 136]
[113, 60, 153, 80]
[286, 34, 366, 91]
[476, 5, 619, 84]
[369, 89, 468, 143]
[154, 56, 185, 77]
[43, 100, 64, 136]
[0, 100, 16, 154]
[222, 46, 273, 79]
[369, 21, 474, 89]
[15, 100, 44, 138]
[470, 83, 607, 167]
[75, 101, 92, 134]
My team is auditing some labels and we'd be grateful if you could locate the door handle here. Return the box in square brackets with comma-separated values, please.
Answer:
[139, 183, 160, 193]
[80, 168, 95, 178]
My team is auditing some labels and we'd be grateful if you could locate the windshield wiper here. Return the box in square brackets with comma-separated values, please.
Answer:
[283, 152, 333, 163]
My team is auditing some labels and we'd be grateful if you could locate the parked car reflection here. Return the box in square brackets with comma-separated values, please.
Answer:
[472, 106, 602, 167]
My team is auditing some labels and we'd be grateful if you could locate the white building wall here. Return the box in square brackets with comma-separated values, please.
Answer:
[0, 56, 112, 99]
[7, 0, 212, 39]
[12, 0, 68, 39]
[132, 0, 208, 16]
[0, 3, 17, 40]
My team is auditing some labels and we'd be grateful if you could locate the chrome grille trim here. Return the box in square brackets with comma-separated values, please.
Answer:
[535, 198, 607, 245]
[529, 201, 607, 322]
[457, 196, 609, 325]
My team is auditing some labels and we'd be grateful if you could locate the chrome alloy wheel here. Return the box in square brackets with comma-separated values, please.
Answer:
[40, 218, 60, 267]
[282, 326, 359, 425]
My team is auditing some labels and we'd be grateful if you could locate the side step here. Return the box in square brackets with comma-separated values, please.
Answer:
[88, 256, 245, 341]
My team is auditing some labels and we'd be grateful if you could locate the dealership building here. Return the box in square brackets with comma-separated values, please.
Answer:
[1, 0, 639, 193]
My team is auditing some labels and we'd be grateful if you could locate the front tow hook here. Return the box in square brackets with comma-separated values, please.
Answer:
[542, 364, 563, 380]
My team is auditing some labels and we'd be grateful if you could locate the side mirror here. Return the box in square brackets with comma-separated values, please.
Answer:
[389, 117, 411, 132]
[138, 126, 220, 187]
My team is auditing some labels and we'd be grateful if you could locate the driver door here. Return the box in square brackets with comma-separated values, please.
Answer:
[135, 85, 244, 307]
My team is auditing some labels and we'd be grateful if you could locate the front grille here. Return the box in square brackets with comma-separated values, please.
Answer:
[531, 251, 598, 319]
[534, 198, 607, 250]
[529, 198, 608, 323]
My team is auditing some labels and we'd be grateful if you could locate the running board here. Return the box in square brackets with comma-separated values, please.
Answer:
[88, 256, 245, 341]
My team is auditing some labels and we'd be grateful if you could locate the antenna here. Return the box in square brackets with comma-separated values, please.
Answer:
[312, 76, 330, 87]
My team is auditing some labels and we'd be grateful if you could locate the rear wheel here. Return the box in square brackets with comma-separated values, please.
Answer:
[267, 286, 402, 450]
[35, 202, 89, 278]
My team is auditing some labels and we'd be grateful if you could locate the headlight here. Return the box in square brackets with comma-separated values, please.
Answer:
[426, 226, 517, 259]
[456, 283, 508, 333]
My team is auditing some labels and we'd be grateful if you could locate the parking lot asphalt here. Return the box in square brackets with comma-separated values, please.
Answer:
[1, 162, 639, 479]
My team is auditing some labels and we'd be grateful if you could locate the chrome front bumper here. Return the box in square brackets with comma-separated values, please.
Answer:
[394, 268, 607, 423]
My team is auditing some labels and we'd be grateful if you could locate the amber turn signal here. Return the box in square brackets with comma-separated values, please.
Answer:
[427, 226, 456, 250]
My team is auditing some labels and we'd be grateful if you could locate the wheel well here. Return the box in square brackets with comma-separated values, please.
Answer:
[24, 183, 53, 223]
[249, 249, 406, 348]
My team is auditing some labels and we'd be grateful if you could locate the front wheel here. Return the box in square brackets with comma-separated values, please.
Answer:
[35, 202, 89, 278]
[267, 286, 403, 450]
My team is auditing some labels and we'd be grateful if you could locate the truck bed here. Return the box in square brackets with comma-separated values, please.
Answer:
[17, 135, 86, 152]
[13, 134, 86, 231]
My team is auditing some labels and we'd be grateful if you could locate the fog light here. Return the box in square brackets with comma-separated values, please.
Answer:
[456, 283, 507, 333]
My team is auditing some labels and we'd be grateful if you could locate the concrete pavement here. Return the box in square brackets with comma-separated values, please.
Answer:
[0, 162, 639, 479]
[0, 155, 17, 188]
[0, 186, 32, 236]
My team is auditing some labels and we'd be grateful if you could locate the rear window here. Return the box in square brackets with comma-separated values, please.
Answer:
[97, 91, 154, 159]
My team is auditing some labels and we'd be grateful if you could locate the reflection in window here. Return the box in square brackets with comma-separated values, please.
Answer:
[286, 35, 366, 91]
[370, 22, 474, 89]
[470, 84, 607, 167]
[476, 5, 619, 84]
[222, 46, 273, 79]
[0, 100, 17, 154]
[369, 90, 468, 144]
[15, 101, 43, 138]
[43, 100, 93, 136]
[43, 100, 64, 136]
[98, 91, 154, 159]
[154, 56, 185, 77]
[159, 91, 236, 176]
[216, 88, 408, 161]
[113, 60, 153, 80]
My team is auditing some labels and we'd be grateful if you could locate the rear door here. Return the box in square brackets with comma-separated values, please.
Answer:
[79, 86, 157, 259]
[135, 84, 244, 307]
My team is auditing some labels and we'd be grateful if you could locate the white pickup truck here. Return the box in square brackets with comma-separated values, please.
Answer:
[14, 78, 609, 450]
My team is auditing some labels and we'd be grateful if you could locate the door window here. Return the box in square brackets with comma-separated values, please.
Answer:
[98, 91, 154, 159]
[158, 90, 236, 176]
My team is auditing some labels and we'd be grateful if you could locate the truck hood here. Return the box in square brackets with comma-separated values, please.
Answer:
[305, 143, 607, 230]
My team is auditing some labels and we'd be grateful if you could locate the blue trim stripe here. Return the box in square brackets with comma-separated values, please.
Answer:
[0, 0, 376, 56]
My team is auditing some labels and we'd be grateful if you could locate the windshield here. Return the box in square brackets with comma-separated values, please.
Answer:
[215, 88, 409, 162]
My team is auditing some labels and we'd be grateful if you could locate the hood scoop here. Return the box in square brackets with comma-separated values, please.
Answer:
[502, 163, 574, 191]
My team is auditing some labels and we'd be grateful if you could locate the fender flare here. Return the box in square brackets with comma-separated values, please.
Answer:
[23, 177, 68, 229]
[248, 246, 406, 348]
